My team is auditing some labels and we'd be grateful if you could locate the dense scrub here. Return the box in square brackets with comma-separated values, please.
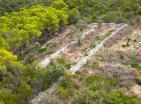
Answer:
[72, 89, 141, 104]
[65, 0, 141, 23]
[0, 1, 77, 103]
[1, 0, 141, 23]
[0, 5, 68, 50]
[0, 49, 32, 104]
[0, 0, 56, 16]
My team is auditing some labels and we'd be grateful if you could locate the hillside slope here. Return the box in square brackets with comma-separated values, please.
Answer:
[32, 23, 141, 104]
[0, 0, 141, 104]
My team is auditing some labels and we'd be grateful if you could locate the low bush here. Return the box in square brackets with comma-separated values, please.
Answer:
[42, 65, 65, 90]
[72, 89, 140, 104]
[135, 78, 141, 86]
[85, 75, 94, 85]
[103, 89, 140, 104]
[58, 75, 78, 98]
[37, 48, 47, 54]
[131, 60, 140, 68]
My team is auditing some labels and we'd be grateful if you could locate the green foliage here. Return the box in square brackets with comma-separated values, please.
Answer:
[0, 0, 56, 16]
[15, 81, 32, 103]
[107, 77, 121, 86]
[0, 5, 68, 50]
[90, 42, 97, 48]
[0, 0, 140, 29]
[103, 89, 141, 104]
[0, 89, 18, 104]
[131, 60, 140, 68]
[105, 29, 116, 37]
[72, 90, 98, 104]
[52, 0, 69, 11]
[68, 8, 81, 24]
[32, 59, 66, 90]
[65, 0, 141, 23]
[54, 9, 68, 27]
[72, 89, 141, 104]
[0, 0, 141, 103]
[42, 68, 64, 89]
[0, 0, 140, 51]
[75, 19, 88, 30]
[85, 75, 94, 85]
[37, 48, 47, 54]
[65, 0, 83, 8]
[85, 60, 101, 70]
[31, 57, 70, 93]
[135, 78, 141, 86]
[130, 16, 141, 24]
[0, 49, 24, 82]
[58, 75, 77, 97]
[0, 0, 36, 16]
[85, 75, 105, 91]
[0, 49, 32, 104]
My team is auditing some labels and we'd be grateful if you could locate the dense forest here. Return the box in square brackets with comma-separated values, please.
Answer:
[0, 0, 141, 104]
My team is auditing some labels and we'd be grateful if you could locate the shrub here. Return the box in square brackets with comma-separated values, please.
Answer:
[130, 16, 141, 25]
[103, 89, 140, 104]
[85, 75, 105, 91]
[37, 48, 47, 54]
[72, 90, 101, 104]
[52, 0, 69, 11]
[72, 89, 140, 104]
[131, 60, 140, 68]
[85, 75, 94, 85]
[107, 77, 121, 87]
[90, 42, 97, 48]
[68, 8, 81, 24]
[0, 5, 68, 50]
[42, 67, 65, 90]
[58, 75, 77, 98]
[135, 78, 141, 86]
[0, 89, 18, 104]
[105, 29, 116, 37]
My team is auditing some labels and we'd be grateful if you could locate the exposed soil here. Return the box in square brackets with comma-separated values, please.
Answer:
[64, 24, 117, 64]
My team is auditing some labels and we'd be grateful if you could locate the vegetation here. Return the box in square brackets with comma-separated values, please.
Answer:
[72, 89, 141, 104]
[37, 48, 47, 54]
[0, 0, 55, 16]
[0, 49, 32, 103]
[65, 0, 141, 23]
[131, 60, 140, 68]
[0, 0, 140, 51]
[58, 75, 78, 98]
[0, 0, 141, 103]
[72, 73, 141, 104]
[0, 5, 68, 51]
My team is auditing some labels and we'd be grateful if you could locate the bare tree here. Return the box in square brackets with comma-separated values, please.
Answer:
[122, 26, 133, 47]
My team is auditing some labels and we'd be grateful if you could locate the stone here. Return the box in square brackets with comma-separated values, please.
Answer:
[130, 84, 141, 98]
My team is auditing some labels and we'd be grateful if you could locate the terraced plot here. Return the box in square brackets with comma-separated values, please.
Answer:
[32, 23, 132, 104]
[38, 23, 121, 68]
[48, 25, 141, 104]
